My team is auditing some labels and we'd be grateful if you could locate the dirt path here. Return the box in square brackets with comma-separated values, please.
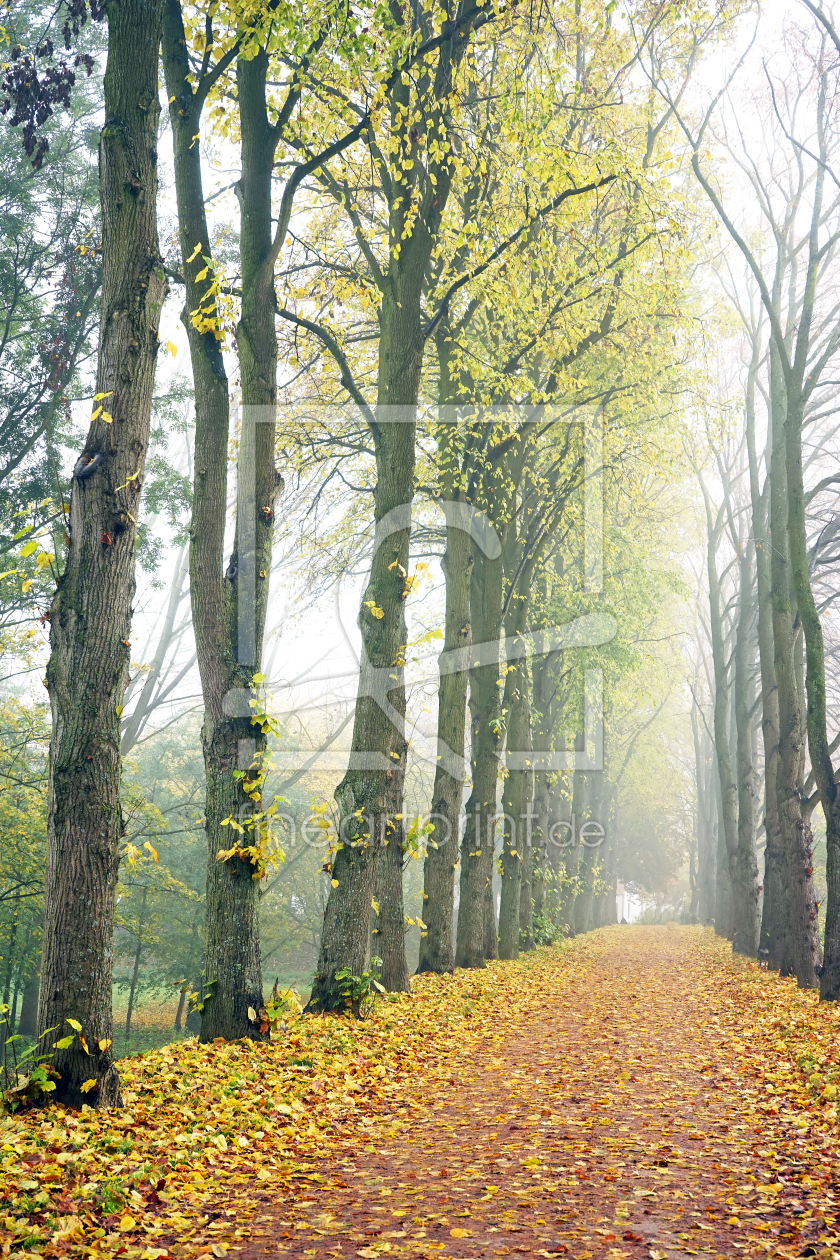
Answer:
[232, 927, 840, 1260]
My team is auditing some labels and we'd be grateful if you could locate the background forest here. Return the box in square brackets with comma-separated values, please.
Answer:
[0, 0, 838, 1104]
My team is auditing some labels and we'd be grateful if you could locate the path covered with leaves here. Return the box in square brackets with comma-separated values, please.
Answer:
[3, 927, 840, 1260]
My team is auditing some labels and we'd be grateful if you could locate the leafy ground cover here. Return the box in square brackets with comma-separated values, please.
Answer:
[2, 926, 840, 1260]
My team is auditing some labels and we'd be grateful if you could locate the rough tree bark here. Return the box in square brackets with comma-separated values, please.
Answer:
[38, 0, 165, 1107]
[701, 488, 756, 948]
[731, 515, 760, 957]
[312, 402, 415, 1001]
[691, 700, 717, 925]
[744, 337, 786, 967]
[498, 573, 535, 959]
[574, 770, 604, 934]
[417, 366, 473, 973]
[685, 61, 830, 987]
[163, 17, 286, 1041]
[454, 538, 504, 968]
[310, 6, 484, 1004]
[767, 339, 821, 985]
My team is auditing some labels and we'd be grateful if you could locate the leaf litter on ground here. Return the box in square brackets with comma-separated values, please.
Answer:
[2, 926, 840, 1260]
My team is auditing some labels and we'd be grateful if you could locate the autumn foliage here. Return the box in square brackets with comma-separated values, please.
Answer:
[1, 927, 839, 1260]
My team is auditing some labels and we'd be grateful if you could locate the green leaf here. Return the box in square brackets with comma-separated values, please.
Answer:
[19, 540, 38, 558]
[54, 1035, 75, 1049]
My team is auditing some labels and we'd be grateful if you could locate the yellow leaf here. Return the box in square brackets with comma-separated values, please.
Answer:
[194, 265, 209, 282]
[166, 340, 178, 357]
[35, 552, 52, 570]
[248, 1006, 257, 1021]
[331, 878, 339, 887]
[119, 1215, 136, 1233]
[450, 1228, 471, 1237]
[93, 391, 113, 401]
[98, 1038, 112, 1052]
[80, 1078, 98, 1093]
[143, 840, 159, 862]
[186, 242, 202, 263]
[79, 1035, 90, 1054]
[212, 1133, 227, 1151]
[116, 704, 123, 718]
[66, 1018, 82, 1032]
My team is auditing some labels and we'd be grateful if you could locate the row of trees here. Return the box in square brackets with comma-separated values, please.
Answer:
[0, 0, 757, 1108]
[689, 7, 840, 992]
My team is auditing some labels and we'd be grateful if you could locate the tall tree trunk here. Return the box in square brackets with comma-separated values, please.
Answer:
[309, 7, 474, 999]
[766, 342, 821, 986]
[373, 814, 410, 992]
[17, 969, 40, 1039]
[702, 493, 740, 944]
[747, 386, 786, 967]
[2, 895, 18, 1008]
[310, 319, 418, 1004]
[559, 769, 584, 934]
[124, 884, 147, 1040]
[714, 765, 732, 937]
[783, 403, 838, 994]
[600, 791, 619, 926]
[498, 585, 534, 960]
[575, 771, 604, 934]
[532, 653, 562, 933]
[39, 0, 164, 1107]
[163, 22, 285, 1040]
[692, 707, 717, 926]
[455, 541, 504, 968]
[417, 380, 472, 973]
[544, 774, 568, 915]
[731, 532, 760, 956]
[483, 841, 499, 960]
[518, 838, 535, 948]
[196, 51, 283, 1041]
[531, 761, 550, 927]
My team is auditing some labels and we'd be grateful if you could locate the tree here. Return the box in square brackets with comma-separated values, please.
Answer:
[660, 13, 839, 985]
[161, 0, 410, 1038]
[26, 0, 166, 1105]
[302, 0, 518, 1004]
